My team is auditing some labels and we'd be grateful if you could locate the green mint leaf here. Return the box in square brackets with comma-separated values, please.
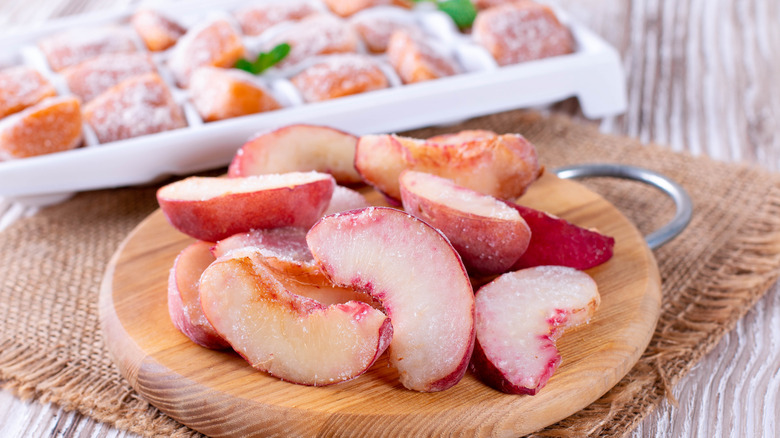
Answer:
[233, 43, 292, 75]
[437, 0, 477, 29]
[257, 43, 291, 73]
[234, 58, 256, 73]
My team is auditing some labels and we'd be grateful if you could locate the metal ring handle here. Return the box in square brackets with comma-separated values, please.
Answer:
[553, 164, 692, 249]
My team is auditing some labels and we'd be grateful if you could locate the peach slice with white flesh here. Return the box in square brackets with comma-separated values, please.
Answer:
[508, 203, 615, 270]
[157, 172, 335, 242]
[213, 229, 374, 306]
[471, 266, 600, 395]
[355, 130, 541, 201]
[228, 124, 362, 185]
[199, 250, 392, 386]
[167, 240, 229, 350]
[399, 170, 531, 276]
[212, 227, 317, 279]
[306, 207, 475, 392]
[323, 185, 370, 216]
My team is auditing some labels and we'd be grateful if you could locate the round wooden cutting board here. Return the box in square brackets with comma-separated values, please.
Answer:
[99, 172, 661, 437]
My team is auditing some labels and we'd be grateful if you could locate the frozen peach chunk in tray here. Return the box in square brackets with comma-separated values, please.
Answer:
[131, 8, 186, 52]
[62, 52, 157, 103]
[0, 66, 56, 119]
[0, 96, 82, 160]
[189, 66, 280, 122]
[387, 29, 459, 84]
[291, 54, 389, 102]
[473, 0, 575, 66]
[350, 8, 417, 53]
[38, 26, 137, 72]
[83, 73, 186, 143]
[168, 18, 245, 88]
[264, 14, 359, 69]
[234, 1, 318, 36]
[323, 0, 411, 17]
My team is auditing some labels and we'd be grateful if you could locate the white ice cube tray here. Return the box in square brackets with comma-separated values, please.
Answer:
[0, 0, 626, 202]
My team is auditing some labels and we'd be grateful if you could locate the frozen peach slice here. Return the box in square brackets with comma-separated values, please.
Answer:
[473, 0, 575, 66]
[323, 0, 412, 17]
[387, 29, 458, 84]
[157, 172, 335, 242]
[212, 234, 375, 306]
[322, 186, 370, 216]
[291, 54, 389, 102]
[0, 96, 82, 160]
[471, 266, 600, 394]
[234, 1, 317, 36]
[0, 66, 56, 119]
[131, 8, 186, 52]
[199, 252, 392, 386]
[189, 66, 280, 122]
[265, 15, 359, 68]
[228, 124, 362, 185]
[350, 9, 416, 53]
[307, 207, 475, 392]
[212, 227, 319, 281]
[62, 52, 157, 102]
[400, 170, 531, 276]
[168, 18, 245, 87]
[355, 131, 541, 201]
[83, 73, 186, 143]
[508, 203, 615, 270]
[167, 240, 230, 349]
[38, 26, 137, 72]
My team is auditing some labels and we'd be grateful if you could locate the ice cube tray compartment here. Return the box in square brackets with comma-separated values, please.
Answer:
[0, 0, 626, 200]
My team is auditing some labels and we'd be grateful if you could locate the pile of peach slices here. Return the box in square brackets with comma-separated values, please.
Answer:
[157, 125, 614, 395]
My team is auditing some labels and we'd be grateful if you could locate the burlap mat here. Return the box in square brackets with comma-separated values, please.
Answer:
[2, 110, 780, 437]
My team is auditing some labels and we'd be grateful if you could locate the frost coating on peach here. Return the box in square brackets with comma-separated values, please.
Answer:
[399, 170, 531, 276]
[228, 124, 361, 184]
[472, 266, 600, 395]
[307, 207, 475, 391]
[199, 254, 392, 386]
[159, 172, 330, 201]
[156, 172, 335, 242]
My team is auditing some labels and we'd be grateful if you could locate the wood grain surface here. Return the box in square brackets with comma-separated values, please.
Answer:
[98, 174, 659, 437]
[1, 0, 778, 437]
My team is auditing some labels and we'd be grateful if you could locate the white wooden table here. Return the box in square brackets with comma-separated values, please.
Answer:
[1, 1, 778, 436]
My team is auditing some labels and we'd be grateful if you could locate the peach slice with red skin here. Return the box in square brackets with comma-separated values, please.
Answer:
[199, 251, 392, 386]
[355, 131, 541, 201]
[228, 124, 362, 185]
[399, 170, 531, 276]
[167, 240, 229, 350]
[508, 203, 615, 270]
[306, 207, 475, 392]
[471, 266, 600, 395]
[157, 172, 335, 242]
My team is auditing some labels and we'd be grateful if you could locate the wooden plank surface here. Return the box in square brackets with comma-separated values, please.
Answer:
[1, 0, 778, 437]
